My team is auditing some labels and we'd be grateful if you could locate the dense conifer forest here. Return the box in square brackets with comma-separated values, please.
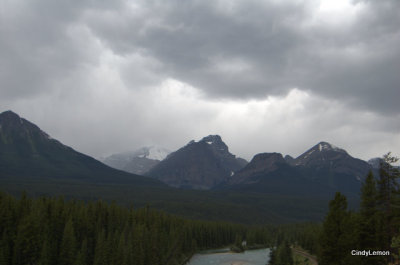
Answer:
[0, 191, 281, 265]
[0, 190, 326, 265]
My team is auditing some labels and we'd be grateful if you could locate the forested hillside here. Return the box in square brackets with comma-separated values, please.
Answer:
[0, 191, 287, 265]
[0, 191, 248, 265]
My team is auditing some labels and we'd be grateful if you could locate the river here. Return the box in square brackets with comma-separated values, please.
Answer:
[186, 248, 270, 265]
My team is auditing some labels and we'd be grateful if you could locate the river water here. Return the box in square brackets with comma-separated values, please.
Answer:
[187, 248, 270, 265]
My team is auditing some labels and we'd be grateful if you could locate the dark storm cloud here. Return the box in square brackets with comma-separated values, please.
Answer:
[0, 0, 399, 160]
[83, 0, 400, 114]
[0, 0, 128, 100]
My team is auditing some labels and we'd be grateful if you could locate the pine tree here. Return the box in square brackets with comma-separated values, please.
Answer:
[59, 218, 77, 265]
[377, 153, 400, 260]
[319, 192, 354, 265]
[278, 241, 293, 265]
[38, 238, 52, 265]
[268, 241, 293, 265]
[93, 229, 108, 265]
[13, 213, 41, 265]
[74, 239, 88, 265]
[358, 171, 382, 265]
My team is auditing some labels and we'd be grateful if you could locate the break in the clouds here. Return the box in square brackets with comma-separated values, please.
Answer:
[0, 0, 399, 161]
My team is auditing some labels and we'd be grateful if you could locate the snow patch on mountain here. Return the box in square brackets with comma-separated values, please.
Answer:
[147, 146, 171, 160]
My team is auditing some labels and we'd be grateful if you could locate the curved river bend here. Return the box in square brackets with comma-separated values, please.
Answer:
[187, 248, 270, 265]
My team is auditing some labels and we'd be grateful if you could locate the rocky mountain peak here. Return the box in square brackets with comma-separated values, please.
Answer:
[0, 110, 25, 128]
[201, 135, 223, 144]
[315, 141, 346, 153]
[147, 134, 246, 189]
[227, 152, 286, 185]
[198, 135, 231, 157]
[200, 134, 227, 149]
[293, 141, 349, 166]
[0, 110, 20, 119]
[252, 152, 285, 164]
[0, 110, 53, 142]
[284, 155, 295, 164]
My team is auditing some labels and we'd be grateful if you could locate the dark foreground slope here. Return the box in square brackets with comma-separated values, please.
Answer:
[0, 111, 163, 187]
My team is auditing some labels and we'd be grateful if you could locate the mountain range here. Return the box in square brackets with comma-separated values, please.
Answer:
[0, 110, 383, 223]
[222, 142, 372, 197]
[142, 137, 372, 197]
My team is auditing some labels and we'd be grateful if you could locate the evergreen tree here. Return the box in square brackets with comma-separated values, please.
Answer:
[377, 153, 400, 261]
[319, 192, 356, 265]
[0, 230, 12, 265]
[278, 241, 293, 265]
[74, 239, 88, 265]
[13, 213, 41, 265]
[59, 218, 77, 265]
[268, 241, 293, 265]
[358, 171, 382, 265]
[391, 232, 400, 265]
[38, 238, 52, 265]
[93, 229, 108, 265]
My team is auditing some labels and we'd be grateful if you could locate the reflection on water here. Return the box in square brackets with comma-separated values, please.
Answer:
[187, 248, 270, 265]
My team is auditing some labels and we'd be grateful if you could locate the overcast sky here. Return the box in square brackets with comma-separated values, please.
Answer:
[1, 0, 399, 161]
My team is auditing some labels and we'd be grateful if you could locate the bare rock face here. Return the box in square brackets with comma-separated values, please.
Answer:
[227, 153, 286, 185]
[146, 135, 247, 190]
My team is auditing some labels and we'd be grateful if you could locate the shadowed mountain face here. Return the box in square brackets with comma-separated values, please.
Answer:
[227, 153, 286, 185]
[223, 142, 373, 197]
[0, 111, 163, 187]
[292, 142, 370, 178]
[146, 135, 247, 189]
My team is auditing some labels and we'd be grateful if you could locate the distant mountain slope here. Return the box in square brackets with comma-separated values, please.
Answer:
[293, 142, 370, 178]
[227, 153, 287, 185]
[147, 135, 247, 189]
[102, 146, 171, 174]
[0, 110, 163, 187]
[292, 142, 372, 193]
[222, 142, 372, 197]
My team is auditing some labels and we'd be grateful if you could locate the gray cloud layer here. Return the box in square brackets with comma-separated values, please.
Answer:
[84, 0, 400, 114]
[0, 0, 399, 160]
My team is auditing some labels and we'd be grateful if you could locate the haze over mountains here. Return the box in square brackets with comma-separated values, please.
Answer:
[0, 110, 384, 223]
[101, 146, 171, 175]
